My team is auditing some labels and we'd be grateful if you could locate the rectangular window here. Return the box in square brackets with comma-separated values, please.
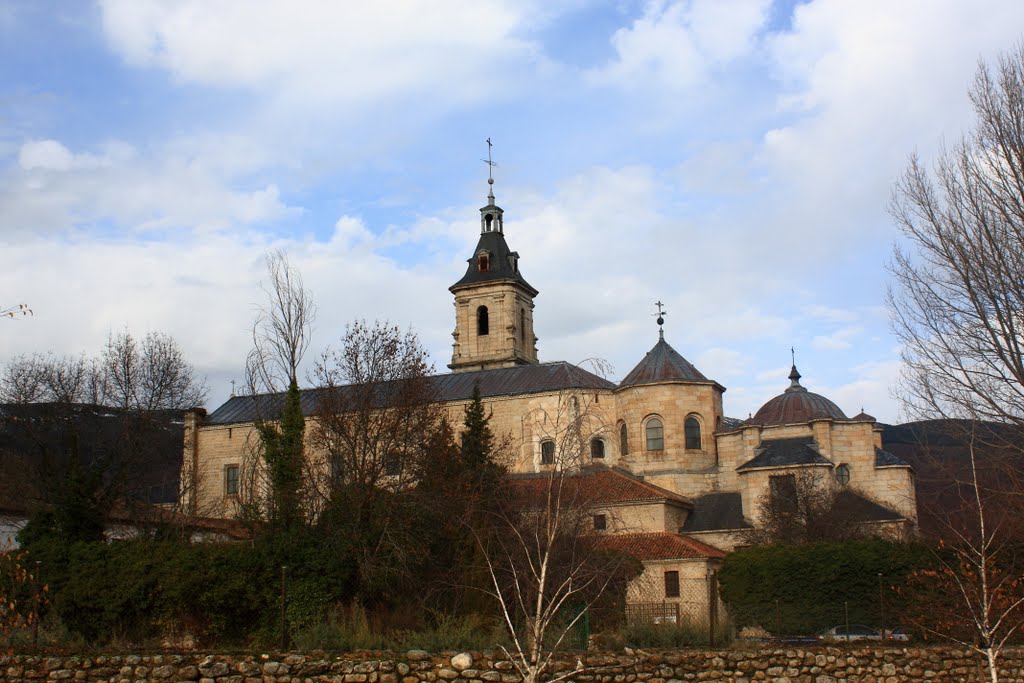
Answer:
[225, 465, 239, 496]
[593, 514, 606, 531]
[541, 440, 555, 465]
[664, 570, 680, 598]
[770, 474, 798, 513]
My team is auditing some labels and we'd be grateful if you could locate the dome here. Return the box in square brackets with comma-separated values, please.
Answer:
[749, 364, 847, 426]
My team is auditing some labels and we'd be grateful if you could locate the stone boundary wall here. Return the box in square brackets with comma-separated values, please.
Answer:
[3, 647, 1023, 683]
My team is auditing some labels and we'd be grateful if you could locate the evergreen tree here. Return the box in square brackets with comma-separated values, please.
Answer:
[460, 383, 493, 467]
[257, 378, 305, 530]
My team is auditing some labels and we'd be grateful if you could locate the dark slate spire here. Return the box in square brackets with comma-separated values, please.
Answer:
[450, 146, 537, 295]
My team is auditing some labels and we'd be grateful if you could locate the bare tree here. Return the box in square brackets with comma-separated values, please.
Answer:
[899, 427, 1024, 683]
[246, 249, 316, 395]
[310, 320, 444, 590]
[475, 383, 629, 683]
[744, 470, 874, 545]
[102, 330, 207, 410]
[889, 43, 1024, 427]
[239, 250, 316, 529]
[1, 353, 106, 404]
[889, 43, 1024, 682]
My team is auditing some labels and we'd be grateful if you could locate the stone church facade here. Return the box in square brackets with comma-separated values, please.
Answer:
[182, 181, 917, 621]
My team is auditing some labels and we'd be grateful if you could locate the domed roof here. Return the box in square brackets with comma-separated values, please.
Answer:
[749, 364, 847, 426]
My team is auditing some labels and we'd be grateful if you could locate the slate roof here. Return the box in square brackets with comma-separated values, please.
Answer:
[619, 336, 714, 388]
[206, 361, 615, 425]
[834, 490, 905, 523]
[450, 228, 537, 295]
[736, 436, 833, 471]
[598, 531, 726, 560]
[874, 446, 912, 468]
[507, 466, 693, 508]
[681, 492, 750, 532]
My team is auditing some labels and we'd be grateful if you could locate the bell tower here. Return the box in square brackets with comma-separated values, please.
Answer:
[449, 150, 539, 372]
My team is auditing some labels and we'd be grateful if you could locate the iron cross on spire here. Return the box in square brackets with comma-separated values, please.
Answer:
[654, 300, 667, 339]
[482, 137, 497, 184]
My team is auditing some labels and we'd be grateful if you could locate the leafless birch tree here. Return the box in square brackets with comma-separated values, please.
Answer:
[889, 43, 1024, 427]
[889, 43, 1024, 682]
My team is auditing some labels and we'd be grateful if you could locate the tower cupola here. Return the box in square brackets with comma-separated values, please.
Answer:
[448, 140, 539, 372]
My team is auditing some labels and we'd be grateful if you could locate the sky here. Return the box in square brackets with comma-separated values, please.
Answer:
[2, 0, 1023, 423]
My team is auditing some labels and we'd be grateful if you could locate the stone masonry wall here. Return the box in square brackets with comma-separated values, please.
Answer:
[3, 647, 1023, 683]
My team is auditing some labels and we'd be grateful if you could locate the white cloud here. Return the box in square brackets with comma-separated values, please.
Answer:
[99, 0, 546, 108]
[589, 0, 771, 89]
[811, 325, 863, 351]
[1, 137, 296, 237]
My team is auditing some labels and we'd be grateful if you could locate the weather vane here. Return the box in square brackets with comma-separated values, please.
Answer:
[482, 138, 497, 185]
[654, 301, 667, 338]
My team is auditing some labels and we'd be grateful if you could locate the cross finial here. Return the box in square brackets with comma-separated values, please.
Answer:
[791, 346, 795, 366]
[482, 138, 499, 205]
[654, 300, 667, 339]
[230, 380, 236, 398]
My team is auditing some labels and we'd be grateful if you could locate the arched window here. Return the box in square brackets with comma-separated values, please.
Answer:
[591, 438, 605, 459]
[540, 440, 555, 465]
[484, 214, 494, 232]
[477, 305, 489, 336]
[645, 417, 664, 451]
[478, 253, 490, 271]
[619, 422, 628, 455]
[685, 416, 702, 450]
[569, 395, 579, 417]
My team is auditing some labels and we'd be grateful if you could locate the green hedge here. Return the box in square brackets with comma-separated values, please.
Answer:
[718, 539, 933, 635]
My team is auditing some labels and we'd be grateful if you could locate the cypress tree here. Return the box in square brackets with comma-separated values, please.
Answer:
[258, 378, 305, 530]
[460, 383, 493, 467]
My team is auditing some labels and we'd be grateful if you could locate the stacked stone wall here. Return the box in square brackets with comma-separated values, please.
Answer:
[4, 647, 1022, 683]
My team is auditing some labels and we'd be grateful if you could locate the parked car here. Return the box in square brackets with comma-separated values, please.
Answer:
[885, 627, 911, 642]
[817, 624, 883, 642]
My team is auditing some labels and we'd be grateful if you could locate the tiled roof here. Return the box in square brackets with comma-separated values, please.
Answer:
[206, 361, 615, 425]
[681, 492, 750, 532]
[747, 365, 848, 426]
[507, 466, 692, 508]
[618, 337, 711, 388]
[737, 436, 833, 471]
[874, 446, 911, 468]
[599, 531, 726, 560]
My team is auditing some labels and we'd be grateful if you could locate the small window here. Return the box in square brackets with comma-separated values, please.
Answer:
[384, 453, 401, 476]
[593, 514, 607, 531]
[477, 305, 489, 336]
[835, 464, 851, 486]
[541, 440, 555, 465]
[770, 474, 798, 513]
[225, 465, 239, 496]
[519, 308, 526, 345]
[569, 396, 579, 416]
[664, 570, 680, 598]
[590, 438, 605, 459]
[619, 422, 628, 455]
[645, 417, 664, 451]
[478, 253, 490, 271]
[685, 416, 701, 450]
